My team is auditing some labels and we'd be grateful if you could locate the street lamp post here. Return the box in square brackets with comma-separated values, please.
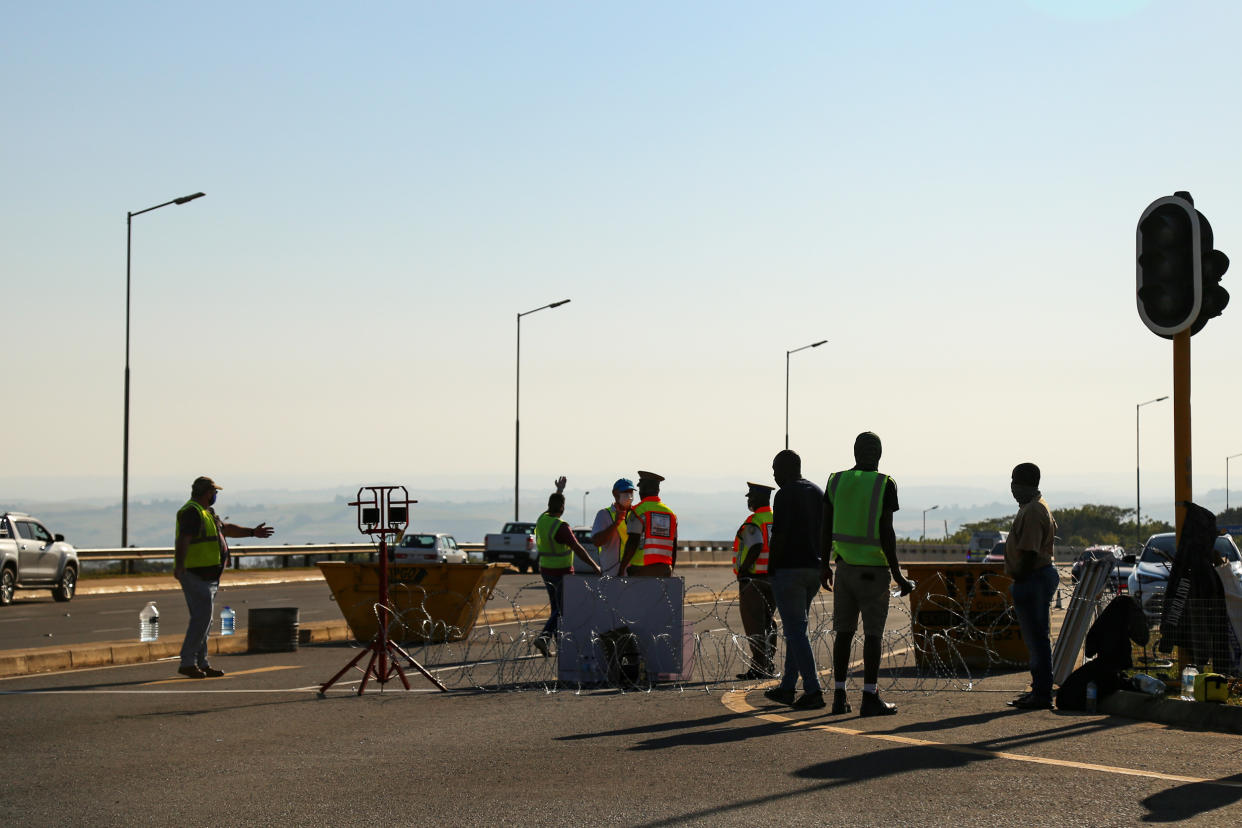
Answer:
[1228, 454, 1242, 513]
[515, 299, 570, 521]
[922, 505, 939, 542]
[122, 191, 205, 548]
[785, 340, 827, 450]
[1136, 395, 1169, 550]
[582, 491, 590, 526]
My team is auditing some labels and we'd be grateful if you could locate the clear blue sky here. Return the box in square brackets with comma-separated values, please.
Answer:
[5, 1, 1242, 511]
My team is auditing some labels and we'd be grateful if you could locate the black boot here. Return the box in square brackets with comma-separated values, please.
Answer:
[859, 691, 897, 717]
[831, 689, 851, 715]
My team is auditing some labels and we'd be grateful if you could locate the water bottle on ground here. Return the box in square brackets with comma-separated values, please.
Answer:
[139, 602, 159, 642]
[220, 606, 236, 636]
[1180, 665, 1199, 701]
[1133, 673, 1165, 696]
[1085, 681, 1098, 713]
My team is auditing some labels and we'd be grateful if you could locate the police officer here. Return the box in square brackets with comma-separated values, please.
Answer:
[821, 432, 913, 716]
[733, 481, 777, 679]
[619, 471, 677, 577]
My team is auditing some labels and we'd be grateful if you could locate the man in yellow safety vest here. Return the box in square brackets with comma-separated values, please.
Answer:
[820, 432, 913, 716]
[733, 481, 777, 680]
[174, 476, 275, 679]
[619, 471, 677, 577]
[533, 476, 603, 657]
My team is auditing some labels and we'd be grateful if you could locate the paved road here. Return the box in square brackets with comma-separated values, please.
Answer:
[1, 566, 740, 651]
[2, 631, 1240, 826]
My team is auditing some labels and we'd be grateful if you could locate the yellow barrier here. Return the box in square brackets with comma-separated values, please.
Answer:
[317, 561, 506, 644]
[903, 562, 1028, 669]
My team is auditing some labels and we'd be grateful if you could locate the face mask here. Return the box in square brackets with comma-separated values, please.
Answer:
[619, 492, 634, 505]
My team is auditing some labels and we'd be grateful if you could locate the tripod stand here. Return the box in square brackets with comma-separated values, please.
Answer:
[319, 486, 448, 696]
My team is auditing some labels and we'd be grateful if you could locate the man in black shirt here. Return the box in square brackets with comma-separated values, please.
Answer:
[763, 450, 827, 710]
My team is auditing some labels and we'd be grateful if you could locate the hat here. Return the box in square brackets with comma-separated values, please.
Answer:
[637, 470, 665, 483]
[746, 481, 775, 495]
[612, 478, 637, 493]
[192, 476, 222, 495]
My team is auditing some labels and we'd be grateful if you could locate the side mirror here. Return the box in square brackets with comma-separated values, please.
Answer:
[54, 534, 65, 542]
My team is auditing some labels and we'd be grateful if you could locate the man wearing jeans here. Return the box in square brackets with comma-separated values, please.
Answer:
[764, 450, 826, 710]
[174, 476, 274, 679]
[1004, 462, 1059, 710]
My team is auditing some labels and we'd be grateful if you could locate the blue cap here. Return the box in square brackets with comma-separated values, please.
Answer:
[612, 478, 636, 493]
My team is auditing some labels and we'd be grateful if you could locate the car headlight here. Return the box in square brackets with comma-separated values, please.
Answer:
[1135, 573, 1165, 585]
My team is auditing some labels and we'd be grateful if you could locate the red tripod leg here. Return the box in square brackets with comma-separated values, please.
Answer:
[319, 645, 373, 695]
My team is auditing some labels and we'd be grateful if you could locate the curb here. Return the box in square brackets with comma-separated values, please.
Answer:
[1099, 690, 1242, 735]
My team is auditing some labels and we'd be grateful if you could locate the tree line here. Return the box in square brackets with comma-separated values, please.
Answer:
[909, 504, 1179, 549]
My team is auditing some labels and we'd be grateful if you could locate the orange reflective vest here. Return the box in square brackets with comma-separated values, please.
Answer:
[732, 506, 773, 576]
[632, 497, 677, 567]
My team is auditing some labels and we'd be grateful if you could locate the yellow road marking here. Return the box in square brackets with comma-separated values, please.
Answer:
[142, 665, 299, 686]
[719, 690, 1241, 788]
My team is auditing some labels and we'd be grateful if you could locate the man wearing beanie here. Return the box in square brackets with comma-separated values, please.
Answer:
[821, 431, 912, 716]
[1005, 462, 1059, 710]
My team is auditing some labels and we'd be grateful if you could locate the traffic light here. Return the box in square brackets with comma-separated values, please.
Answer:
[1136, 191, 1229, 338]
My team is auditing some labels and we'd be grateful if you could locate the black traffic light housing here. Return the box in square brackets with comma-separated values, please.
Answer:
[1136, 191, 1229, 338]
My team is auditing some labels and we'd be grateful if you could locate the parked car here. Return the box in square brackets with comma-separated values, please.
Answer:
[1126, 532, 1242, 619]
[572, 528, 601, 571]
[391, 532, 467, 565]
[984, 541, 1006, 563]
[484, 522, 538, 573]
[1070, 545, 1134, 594]
[0, 512, 79, 605]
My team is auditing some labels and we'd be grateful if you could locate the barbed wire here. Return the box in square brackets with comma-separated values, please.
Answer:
[330, 567, 1105, 695]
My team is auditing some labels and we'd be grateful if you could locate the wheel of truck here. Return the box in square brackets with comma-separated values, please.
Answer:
[53, 565, 77, 602]
[0, 566, 14, 606]
[516, 563, 528, 574]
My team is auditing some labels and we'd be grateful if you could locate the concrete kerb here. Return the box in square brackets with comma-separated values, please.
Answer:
[1099, 690, 1242, 735]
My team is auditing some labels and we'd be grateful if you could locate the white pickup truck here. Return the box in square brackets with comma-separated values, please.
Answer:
[483, 522, 538, 573]
[0, 512, 80, 605]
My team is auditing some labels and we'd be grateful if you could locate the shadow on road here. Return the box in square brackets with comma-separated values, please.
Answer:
[1141, 772, 1242, 822]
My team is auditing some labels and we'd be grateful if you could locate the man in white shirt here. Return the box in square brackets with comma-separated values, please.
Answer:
[591, 478, 636, 576]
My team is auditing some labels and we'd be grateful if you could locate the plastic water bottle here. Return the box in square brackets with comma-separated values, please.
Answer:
[220, 606, 236, 636]
[1085, 681, 1098, 713]
[1180, 665, 1199, 701]
[139, 602, 159, 642]
[1133, 673, 1165, 696]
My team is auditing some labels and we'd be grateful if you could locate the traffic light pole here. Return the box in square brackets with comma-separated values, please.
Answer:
[1173, 330, 1192, 542]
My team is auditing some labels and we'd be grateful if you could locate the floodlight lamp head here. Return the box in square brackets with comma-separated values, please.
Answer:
[174, 192, 206, 205]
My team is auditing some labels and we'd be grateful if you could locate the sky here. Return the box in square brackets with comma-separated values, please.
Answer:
[5, 0, 1242, 526]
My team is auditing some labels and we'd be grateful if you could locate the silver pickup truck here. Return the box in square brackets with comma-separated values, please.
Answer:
[0, 512, 79, 605]
[483, 521, 538, 573]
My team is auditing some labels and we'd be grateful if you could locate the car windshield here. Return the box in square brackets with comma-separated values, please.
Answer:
[1139, 535, 1241, 564]
[399, 535, 436, 548]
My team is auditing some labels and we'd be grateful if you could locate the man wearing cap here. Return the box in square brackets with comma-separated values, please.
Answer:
[733, 482, 777, 680]
[591, 478, 637, 576]
[821, 432, 913, 716]
[1004, 462, 1059, 710]
[619, 471, 677, 577]
[174, 477, 275, 679]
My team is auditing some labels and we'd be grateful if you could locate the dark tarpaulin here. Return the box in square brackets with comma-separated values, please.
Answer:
[1156, 502, 1233, 669]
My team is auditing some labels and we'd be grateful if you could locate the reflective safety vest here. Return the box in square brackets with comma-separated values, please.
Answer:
[177, 500, 223, 568]
[826, 470, 890, 566]
[631, 497, 677, 567]
[605, 505, 629, 552]
[535, 512, 573, 570]
[732, 507, 773, 576]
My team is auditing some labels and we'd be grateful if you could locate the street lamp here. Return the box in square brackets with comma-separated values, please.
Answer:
[1136, 395, 1169, 549]
[515, 299, 570, 520]
[922, 505, 939, 542]
[785, 340, 827, 450]
[1228, 454, 1242, 513]
[582, 491, 590, 526]
[122, 191, 205, 548]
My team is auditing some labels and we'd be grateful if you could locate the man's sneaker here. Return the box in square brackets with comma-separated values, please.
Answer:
[736, 668, 759, 680]
[198, 665, 225, 678]
[1007, 692, 1052, 710]
[763, 687, 796, 706]
[792, 691, 826, 710]
[831, 689, 852, 715]
[532, 637, 551, 658]
[177, 665, 206, 679]
[859, 691, 898, 717]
